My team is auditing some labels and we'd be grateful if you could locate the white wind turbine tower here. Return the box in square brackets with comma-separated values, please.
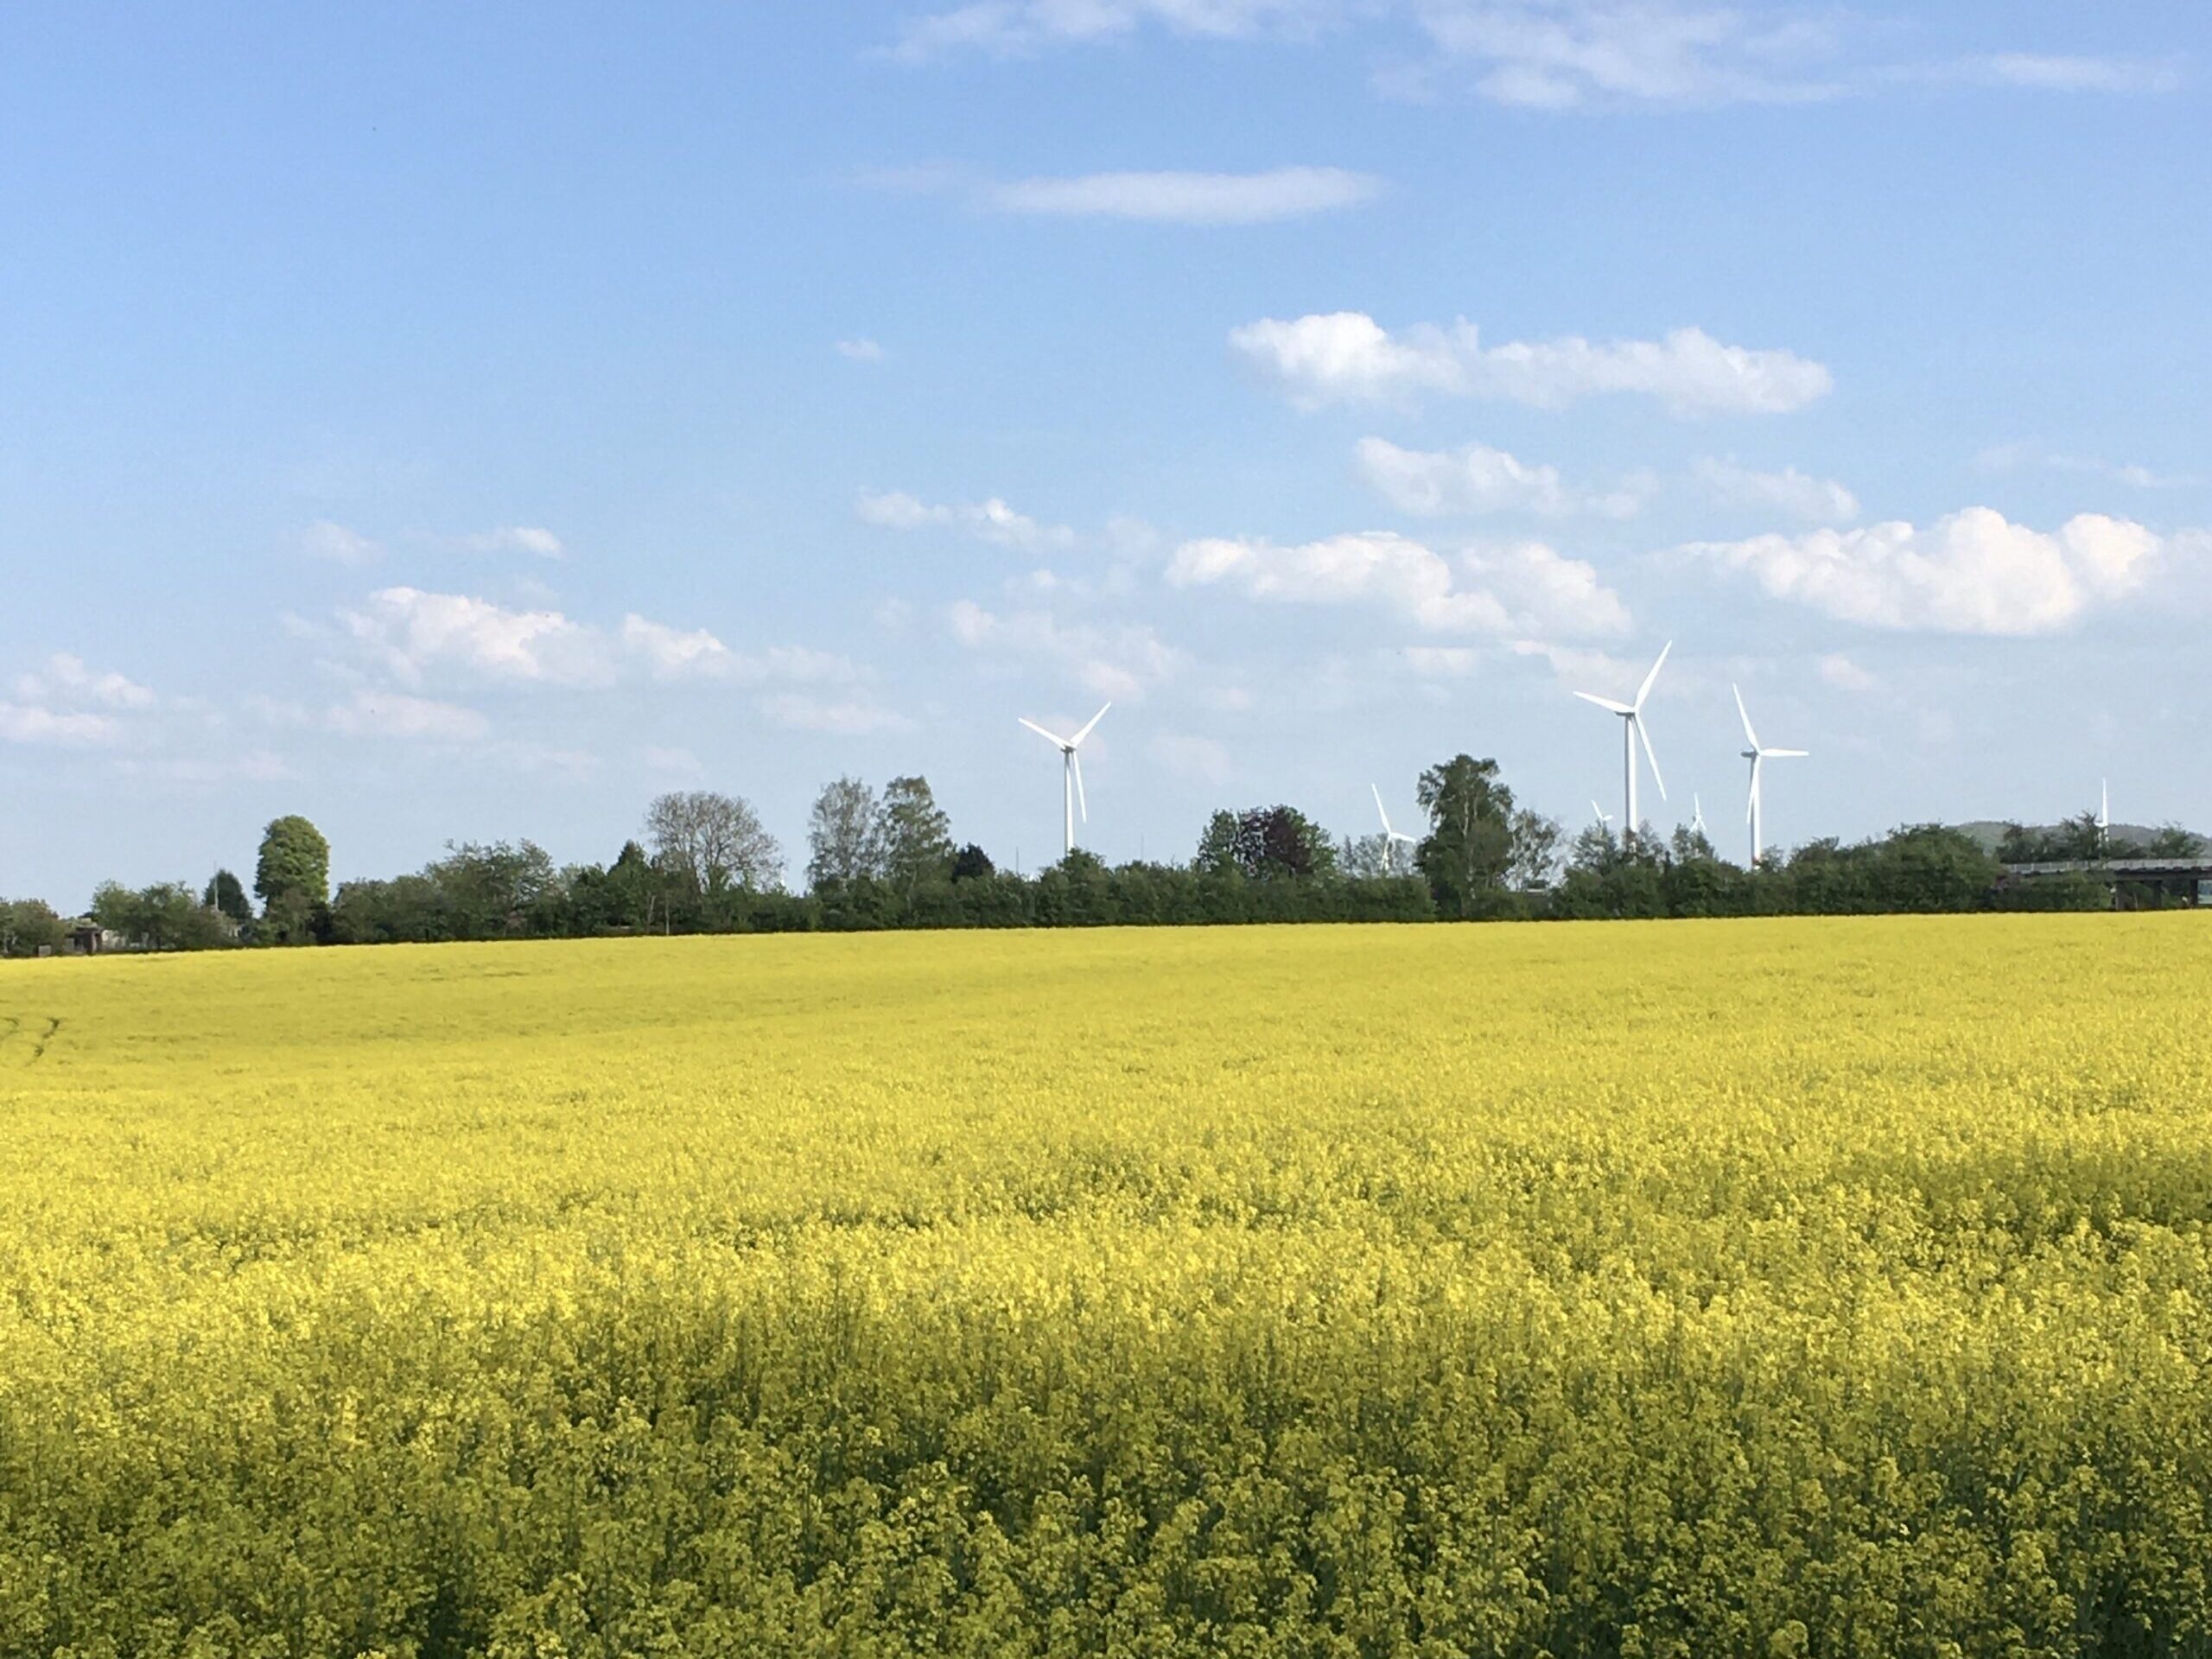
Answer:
[2098, 779, 2111, 856]
[1019, 702, 1110, 858]
[1372, 784, 1420, 875]
[1733, 684, 1808, 867]
[1575, 642, 1670, 842]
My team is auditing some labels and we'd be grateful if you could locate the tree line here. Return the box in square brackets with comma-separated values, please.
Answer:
[3, 759, 2200, 957]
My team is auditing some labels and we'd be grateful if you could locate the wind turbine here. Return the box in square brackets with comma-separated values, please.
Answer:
[1591, 799, 1616, 833]
[1691, 794, 1708, 838]
[1371, 784, 1420, 875]
[2098, 779, 2111, 857]
[1019, 703, 1110, 858]
[1732, 684, 1807, 867]
[1575, 642, 1670, 841]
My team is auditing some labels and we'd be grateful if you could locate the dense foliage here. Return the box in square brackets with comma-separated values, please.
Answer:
[4, 918, 2212, 1655]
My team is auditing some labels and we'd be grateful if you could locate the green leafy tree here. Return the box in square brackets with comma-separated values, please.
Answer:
[255, 816, 330, 918]
[0, 898, 66, 957]
[645, 791, 783, 896]
[950, 843, 996, 881]
[806, 776, 884, 890]
[878, 775, 955, 895]
[2145, 823, 2208, 857]
[1195, 806, 1335, 880]
[203, 868, 252, 923]
[1415, 754, 1518, 913]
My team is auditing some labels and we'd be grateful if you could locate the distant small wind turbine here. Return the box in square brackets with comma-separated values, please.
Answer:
[1576, 642, 1670, 841]
[1592, 799, 1616, 832]
[1372, 784, 1420, 875]
[1019, 702, 1110, 857]
[2098, 779, 2111, 856]
[1691, 794, 1707, 838]
[1733, 684, 1808, 867]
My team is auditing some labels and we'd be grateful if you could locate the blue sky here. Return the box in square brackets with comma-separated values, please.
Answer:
[3, 1, 2207, 900]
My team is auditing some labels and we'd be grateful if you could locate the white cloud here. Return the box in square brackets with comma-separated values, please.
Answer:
[324, 690, 492, 741]
[760, 692, 915, 735]
[1818, 652, 1878, 693]
[1974, 443, 2194, 490]
[461, 525, 565, 558]
[1231, 311, 1832, 415]
[985, 167, 1382, 224]
[891, 0, 1334, 59]
[1681, 508, 2169, 635]
[947, 600, 1184, 700]
[16, 653, 156, 711]
[1982, 54, 2180, 94]
[1356, 435, 1647, 518]
[835, 337, 887, 361]
[343, 588, 607, 687]
[857, 487, 1077, 550]
[645, 746, 707, 779]
[304, 519, 380, 565]
[1167, 530, 1631, 639]
[1403, 1, 1846, 109]
[0, 702, 118, 747]
[1694, 456, 1859, 523]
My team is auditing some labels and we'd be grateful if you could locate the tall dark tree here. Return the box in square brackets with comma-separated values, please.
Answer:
[255, 816, 329, 910]
[203, 868, 251, 923]
[807, 776, 884, 889]
[255, 815, 330, 943]
[1415, 755, 1517, 912]
[878, 775, 954, 895]
[1195, 805, 1335, 880]
[950, 843, 996, 882]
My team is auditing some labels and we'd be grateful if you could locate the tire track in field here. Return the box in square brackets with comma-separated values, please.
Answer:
[28, 1017, 60, 1062]
[0, 1015, 60, 1066]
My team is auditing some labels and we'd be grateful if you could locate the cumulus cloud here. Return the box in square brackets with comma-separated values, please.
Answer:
[1356, 435, 1648, 518]
[1694, 457, 1859, 523]
[1166, 530, 1630, 639]
[857, 488, 1077, 550]
[343, 588, 606, 687]
[947, 600, 1183, 700]
[1231, 311, 1831, 415]
[1681, 508, 2170, 635]
[16, 653, 156, 711]
[985, 166, 1382, 224]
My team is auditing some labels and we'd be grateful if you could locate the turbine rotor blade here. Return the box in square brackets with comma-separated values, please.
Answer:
[1732, 683, 1760, 751]
[1746, 757, 1761, 823]
[1371, 783, 1391, 836]
[1575, 691, 1636, 715]
[1071, 751, 1088, 823]
[1637, 715, 1667, 801]
[1071, 702, 1112, 747]
[1020, 716, 1069, 748]
[1634, 640, 1672, 711]
[1763, 747, 1808, 759]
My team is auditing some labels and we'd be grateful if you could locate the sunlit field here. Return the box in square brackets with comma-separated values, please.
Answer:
[5, 918, 2212, 1656]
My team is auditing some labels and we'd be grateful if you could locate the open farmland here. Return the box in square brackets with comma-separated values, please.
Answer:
[5, 918, 2212, 1656]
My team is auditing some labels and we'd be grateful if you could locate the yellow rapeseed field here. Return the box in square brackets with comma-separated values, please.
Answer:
[4, 917, 2212, 1657]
